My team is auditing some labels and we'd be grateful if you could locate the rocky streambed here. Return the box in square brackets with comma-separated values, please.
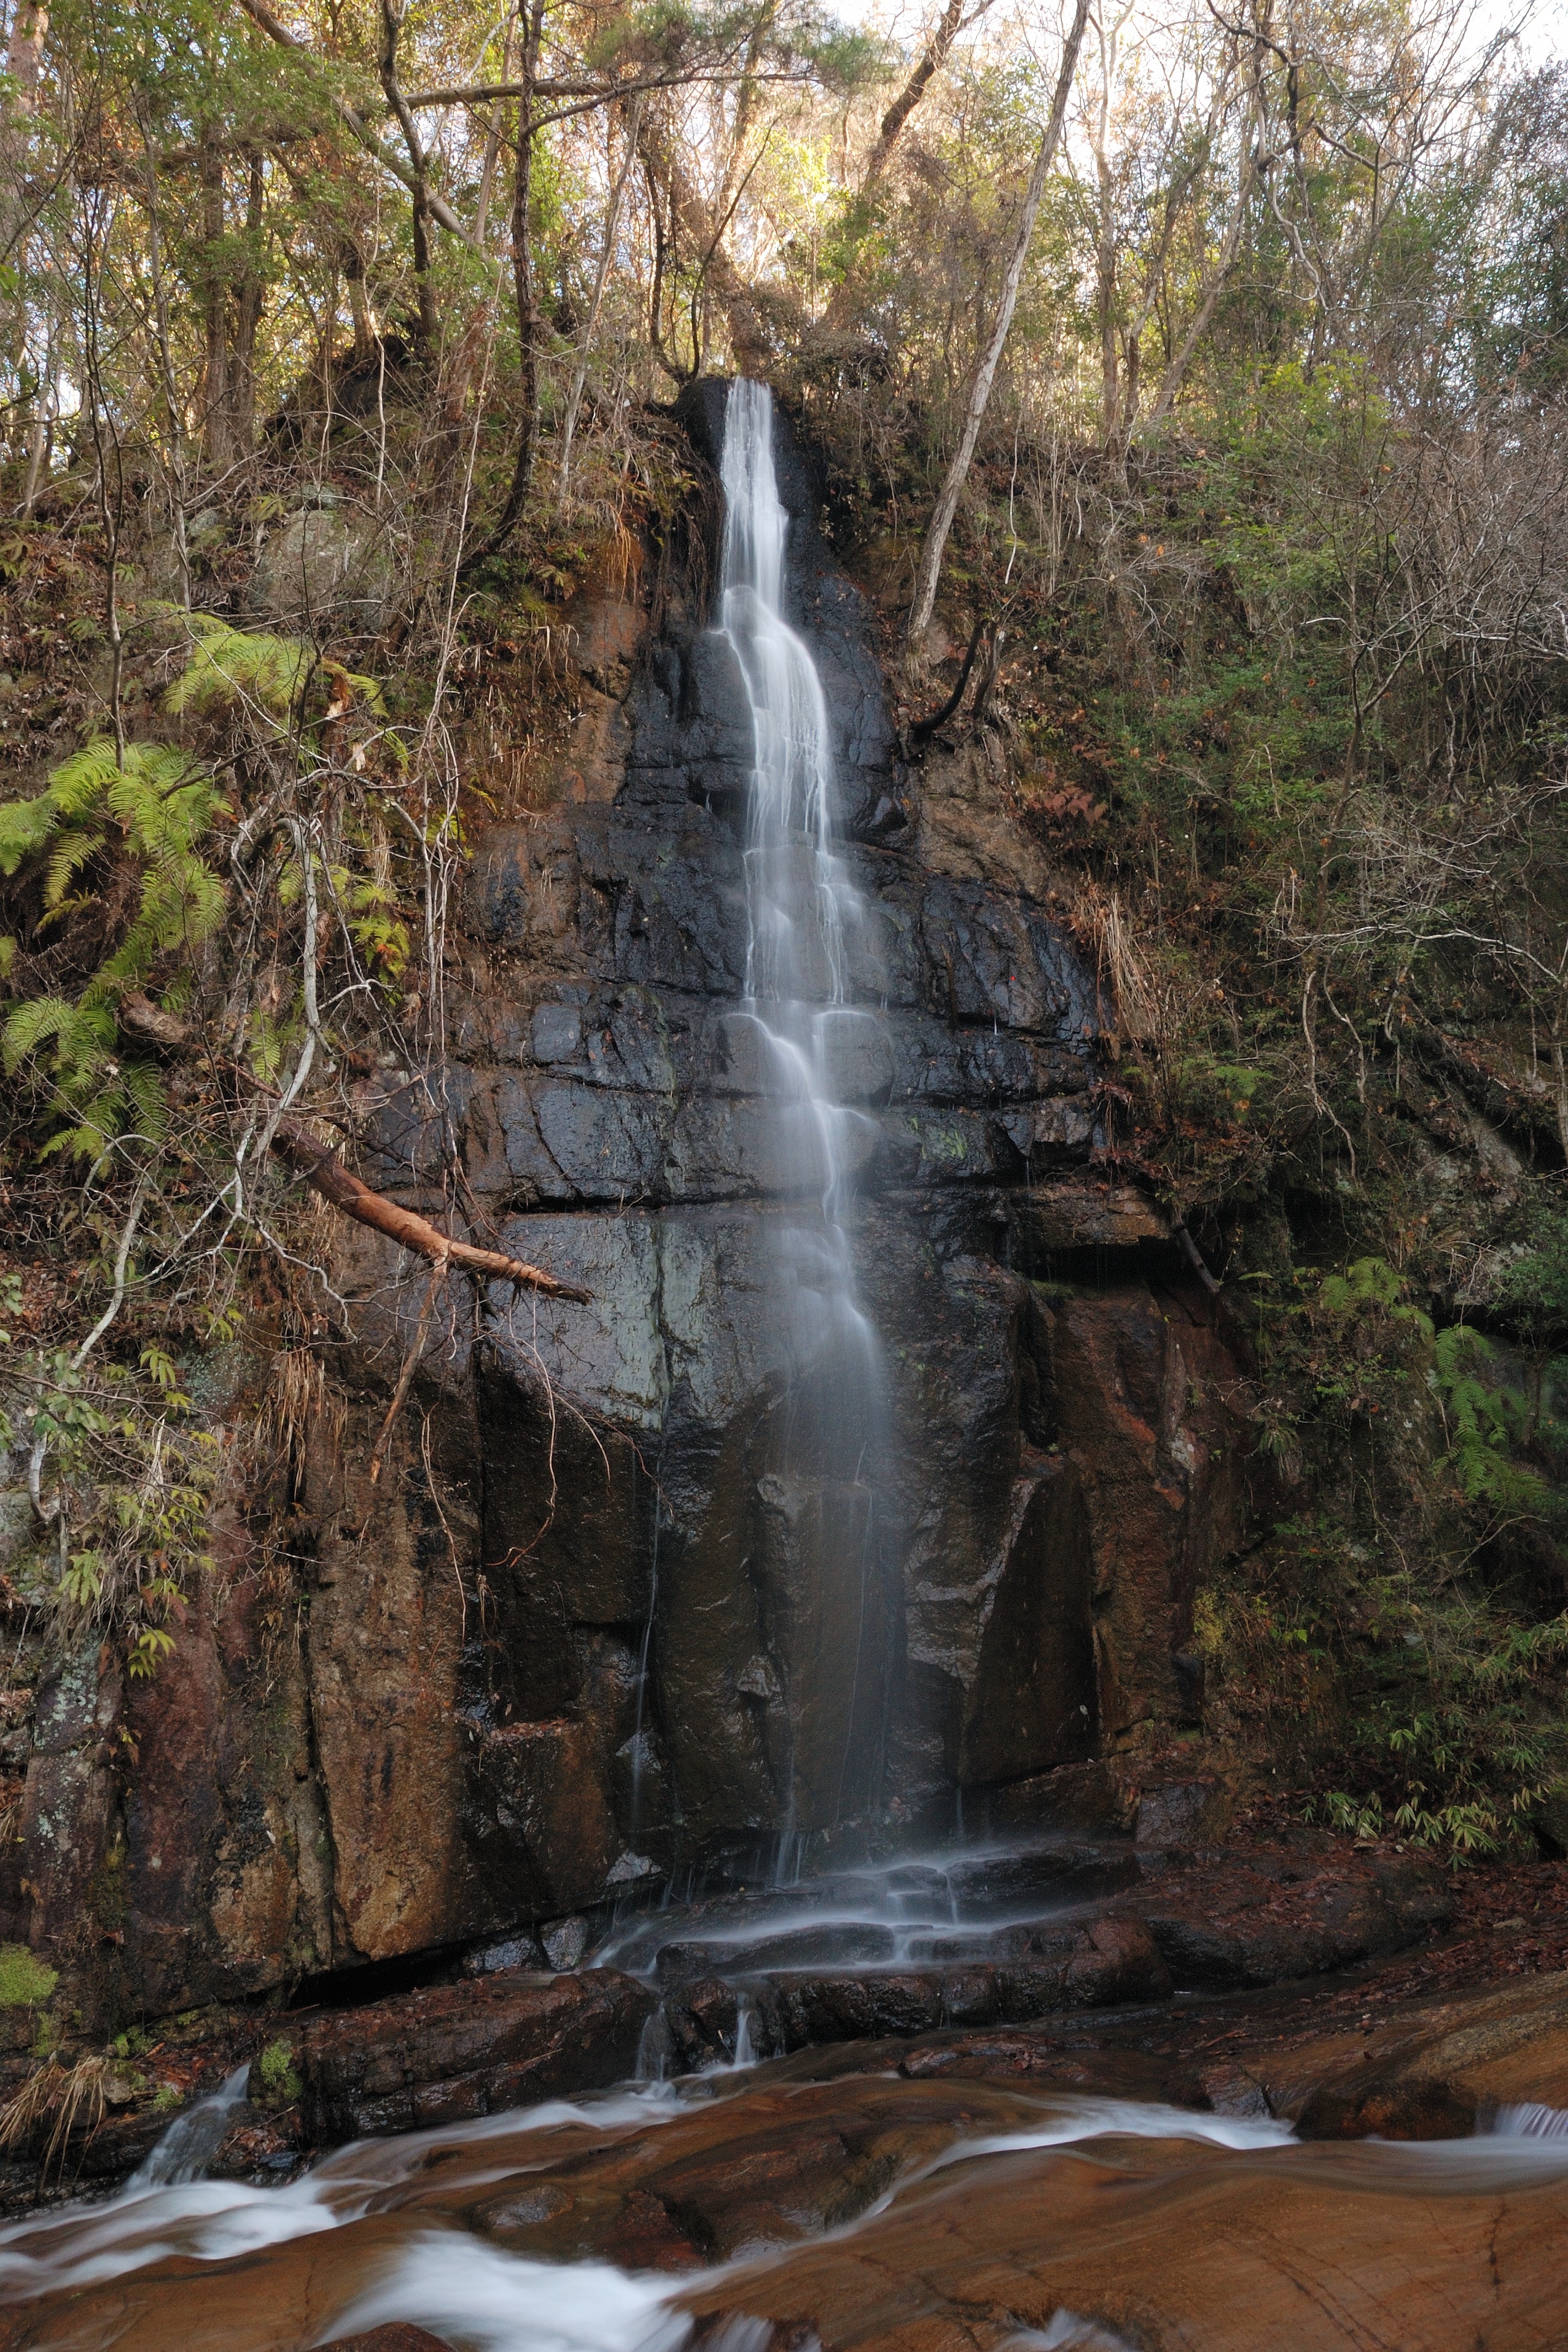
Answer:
[1, 1825, 1566, 2348]
[2, 1910, 1568, 2351]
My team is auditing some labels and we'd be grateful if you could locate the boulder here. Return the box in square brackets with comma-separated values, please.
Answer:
[248, 502, 392, 631]
[297, 1967, 654, 2141]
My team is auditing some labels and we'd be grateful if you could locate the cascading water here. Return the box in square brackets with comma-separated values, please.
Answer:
[717, 377, 892, 1856]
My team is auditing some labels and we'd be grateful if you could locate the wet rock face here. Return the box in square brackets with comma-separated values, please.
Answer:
[435, 388, 1252, 1912]
[17, 387, 1256, 2014]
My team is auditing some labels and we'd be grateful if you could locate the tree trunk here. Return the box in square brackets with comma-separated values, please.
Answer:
[3, 0, 47, 111]
[861, 0, 981, 186]
[904, 0, 1090, 661]
[379, 0, 437, 352]
[198, 130, 229, 471]
[458, 0, 544, 576]
[345, 241, 376, 364]
[557, 93, 644, 500]
[228, 153, 265, 458]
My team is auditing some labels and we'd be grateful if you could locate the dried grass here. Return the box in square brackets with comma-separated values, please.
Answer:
[1074, 878, 1181, 1050]
[0, 2055, 107, 2182]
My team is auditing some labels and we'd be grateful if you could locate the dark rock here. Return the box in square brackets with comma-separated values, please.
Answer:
[760, 1971, 947, 2052]
[1063, 1916, 1171, 2007]
[1296, 2076, 1478, 2141]
[317, 2332, 455, 2352]
[1115, 1849, 1451, 1990]
[1171, 1652, 1206, 1725]
[938, 1842, 1142, 1912]
[1135, 1777, 1233, 1848]
[665, 1977, 741, 2069]
[1195, 2060, 1272, 2119]
[979, 1761, 1139, 1838]
[297, 1968, 654, 2141]
[657, 1923, 899, 1984]
[541, 1916, 592, 1971]
[462, 1932, 547, 1976]
[209, 2112, 305, 2181]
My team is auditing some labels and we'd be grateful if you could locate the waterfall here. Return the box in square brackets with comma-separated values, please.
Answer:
[717, 378, 892, 1853]
[127, 2063, 253, 2189]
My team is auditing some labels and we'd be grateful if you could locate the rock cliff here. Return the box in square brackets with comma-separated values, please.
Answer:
[12, 386, 1257, 2019]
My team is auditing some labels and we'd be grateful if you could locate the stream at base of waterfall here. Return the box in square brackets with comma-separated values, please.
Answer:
[2, 2036, 1568, 2352]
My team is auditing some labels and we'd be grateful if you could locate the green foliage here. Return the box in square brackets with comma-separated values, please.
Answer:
[0, 1947, 58, 2010]
[163, 617, 313, 728]
[1493, 1214, 1568, 1356]
[1432, 1326, 1553, 1512]
[0, 740, 226, 1168]
[163, 615, 384, 735]
[1201, 1533, 1568, 1861]
[15, 1345, 218, 1674]
[1201, 1251, 1568, 1856]
[1319, 1256, 1431, 1329]
[254, 2037, 302, 2106]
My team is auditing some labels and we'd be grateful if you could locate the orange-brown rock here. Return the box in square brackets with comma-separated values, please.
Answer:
[679, 2128, 1568, 2351]
[6, 2042, 1568, 2352]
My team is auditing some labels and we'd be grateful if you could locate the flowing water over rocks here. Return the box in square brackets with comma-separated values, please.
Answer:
[2, 378, 1270, 2031]
[7, 1961, 1568, 2351]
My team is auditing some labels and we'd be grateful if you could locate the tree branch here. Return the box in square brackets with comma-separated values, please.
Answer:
[904, 0, 1090, 658]
[116, 993, 590, 1302]
[267, 1119, 590, 1298]
[232, 0, 481, 249]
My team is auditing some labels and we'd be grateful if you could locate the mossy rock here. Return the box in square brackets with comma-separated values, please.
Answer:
[0, 1946, 59, 2055]
[252, 2036, 302, 2109]
[1531, 1783, 1568, 1858]
[0, 1946, 57, 2010]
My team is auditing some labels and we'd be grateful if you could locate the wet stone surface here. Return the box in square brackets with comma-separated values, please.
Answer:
[7, 1959, 1568, 2351]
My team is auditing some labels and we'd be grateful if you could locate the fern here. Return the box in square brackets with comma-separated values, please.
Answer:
[164, 615, 313, 725]
[1320, 1256, 1433, 1338]
[0, 792, 63, 878]
[0, 741, 225, 1164]
[1433, 1324, 1551, 1511]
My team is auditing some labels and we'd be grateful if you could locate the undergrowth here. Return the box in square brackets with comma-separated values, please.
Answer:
[1197, 1251, 1568, 1858]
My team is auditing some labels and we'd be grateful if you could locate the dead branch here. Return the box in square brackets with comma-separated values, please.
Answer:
[117, 993, 591, 1303]
[267, 1121, 591, 1298]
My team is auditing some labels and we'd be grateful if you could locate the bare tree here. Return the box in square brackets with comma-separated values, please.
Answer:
[905, 0, 1091, 660]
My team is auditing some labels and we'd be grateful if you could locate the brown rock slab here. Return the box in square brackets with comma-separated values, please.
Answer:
[298, 1966, 654, 2141]
[679, 2128, 1568, 2351]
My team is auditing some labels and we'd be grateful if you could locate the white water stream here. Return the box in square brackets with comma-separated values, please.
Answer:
[715, 378, 892, 1851]
[7, 2087, 1568, 2349]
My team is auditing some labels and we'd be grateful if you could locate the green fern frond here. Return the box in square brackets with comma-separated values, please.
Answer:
[0, 794, 60, 877]
[42, 738, 122, 819]
[42, 826, 109, 913]
[121, 1063, 170, 1142]
[165, 617, 311, 724]
[4, 995, 85, 1071]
